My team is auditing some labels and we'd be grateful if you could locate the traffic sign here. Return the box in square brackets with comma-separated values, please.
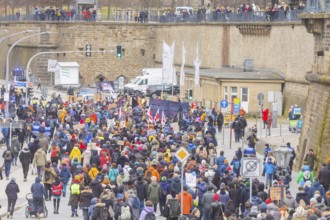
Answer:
[175, 147, 189, 163]
[241, 158, 261, 178]
[257, 93, 264, 101]
[220, 100, 229, 108]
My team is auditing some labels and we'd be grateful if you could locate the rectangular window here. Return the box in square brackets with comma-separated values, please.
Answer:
[224, 86, 228, 100]
[231, 86, 237, 100]
[241, 87, 249, 102]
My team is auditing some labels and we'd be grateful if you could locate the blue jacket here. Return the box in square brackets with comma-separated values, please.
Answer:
[31, 177, 45, 198]
[244, 147, 256, 156]
[308, 181, 326, 200]
[60, 165, 71, 184]
[263, 162, 276, 175]
[216, 155, 226, 168]
[196, 182, 207, 204]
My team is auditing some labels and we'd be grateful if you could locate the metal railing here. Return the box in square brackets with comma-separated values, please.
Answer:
[0, 10, 305, 23]
[305, 0, 330, 12]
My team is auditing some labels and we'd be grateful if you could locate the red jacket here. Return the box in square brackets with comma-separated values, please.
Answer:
[262, 109, 269, 121]
[52, 182, 63, 196]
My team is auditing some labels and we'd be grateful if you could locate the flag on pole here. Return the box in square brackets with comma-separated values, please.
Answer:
[118, 106, 122, 120]
[154, 108, 160, 122]
[180, 42, 186, 86]
[194, 42, 201, 86]
[147, 107, 153, 123]
[162, 41, 175, 84]
[161, 110, 166, 127]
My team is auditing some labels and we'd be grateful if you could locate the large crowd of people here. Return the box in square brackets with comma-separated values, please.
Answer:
[0, 86, 329, 220]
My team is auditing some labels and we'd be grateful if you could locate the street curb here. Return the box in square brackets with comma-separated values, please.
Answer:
[0, 201, 27, 217]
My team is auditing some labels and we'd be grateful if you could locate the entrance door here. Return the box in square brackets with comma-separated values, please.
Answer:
[241, 87, 249, 113]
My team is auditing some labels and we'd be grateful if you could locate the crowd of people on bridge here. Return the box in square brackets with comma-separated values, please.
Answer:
[0, 87, 329, 220]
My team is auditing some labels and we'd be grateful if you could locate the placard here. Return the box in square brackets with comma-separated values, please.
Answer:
[117, 140, 124, 146]
[185, 173, 197, 188]
[94, 93, 101, 102]
[73, 124, 85, 130]
[270, 187, 286, 201]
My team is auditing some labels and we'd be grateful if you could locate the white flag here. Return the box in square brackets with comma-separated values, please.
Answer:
[194, 42, 201, 86]
[180, 43, 186, 86]
[162, 41, 175, 84]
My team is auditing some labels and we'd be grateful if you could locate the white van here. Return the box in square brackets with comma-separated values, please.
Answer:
[141, 68, 162, 76]
[124, 76, 143, 93]
[130, 74, 163, 95]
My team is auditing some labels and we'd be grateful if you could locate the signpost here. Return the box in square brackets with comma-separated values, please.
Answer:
[258, 93, 264, 138]
[220, 100, 228, 145]
[175, 147, 189, 218]
[241, 158, 261, 202]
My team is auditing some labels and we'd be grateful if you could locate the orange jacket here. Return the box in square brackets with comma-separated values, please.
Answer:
[90, 113, 97, 125]
[178, 191, 193, 215]
[145, 166, 159, 182]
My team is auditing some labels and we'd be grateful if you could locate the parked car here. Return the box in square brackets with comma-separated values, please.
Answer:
[146, 84, 180, 99]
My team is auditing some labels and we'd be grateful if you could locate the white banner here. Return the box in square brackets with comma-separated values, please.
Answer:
[185, 173, 197, 188]
[180, 43, 186, 86]
[194, 42, 201, 86]
[162, 41, 175, 84]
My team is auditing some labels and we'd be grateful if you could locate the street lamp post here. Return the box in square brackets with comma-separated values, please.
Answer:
[0, 30, 34, 43]
[25, 49, 114, 103]
[5, 31, 50, 117]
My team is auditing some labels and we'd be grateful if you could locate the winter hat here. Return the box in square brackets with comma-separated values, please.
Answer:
[265, 198, 272, 204]
[161, 176, 167, 182]
[308, 214, 318, 220]
[260, 202, 267, 212]
[212, 193, 220, 202]
[220, 182, 226, 190]
[11, 177, 16, 182]
[327, 157, 330, 163]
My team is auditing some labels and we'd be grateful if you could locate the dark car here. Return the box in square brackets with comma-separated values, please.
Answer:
[146, 84, 180, 99]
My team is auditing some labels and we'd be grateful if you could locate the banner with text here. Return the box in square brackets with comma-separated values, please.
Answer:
[149, 100, 189, 120]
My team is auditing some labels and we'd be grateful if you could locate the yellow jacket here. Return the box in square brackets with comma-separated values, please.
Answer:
[88, 167, 99, 180]
[70, 147, 82, 163]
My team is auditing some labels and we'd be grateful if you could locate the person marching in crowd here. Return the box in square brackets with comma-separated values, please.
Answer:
[0, 89, 328, 220]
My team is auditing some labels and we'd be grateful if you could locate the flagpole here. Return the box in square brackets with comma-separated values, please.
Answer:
[162, 40, 164, 99]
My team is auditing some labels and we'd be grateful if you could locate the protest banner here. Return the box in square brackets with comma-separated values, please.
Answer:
[149, 99, 189, 120]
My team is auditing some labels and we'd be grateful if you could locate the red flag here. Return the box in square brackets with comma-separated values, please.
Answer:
[154, 108, 160, 122]
[147, 107, 153, 123]
[161, 110, 166, 127]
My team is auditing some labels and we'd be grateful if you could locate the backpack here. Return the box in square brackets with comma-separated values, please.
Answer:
[99, 206, 110, 220]
[167, 198, 180, 218]
[233, 161, 240, 170]
[44, 170, 51, 181]
[4, 150, 12, 161]
[132, 196, 140, 209]
[50, 148, 58, 158]
[144, 211, 156, 220]
[120, 205, 131, 220]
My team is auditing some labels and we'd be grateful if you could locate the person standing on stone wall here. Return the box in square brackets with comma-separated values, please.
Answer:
[304, 149, 317, 170]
